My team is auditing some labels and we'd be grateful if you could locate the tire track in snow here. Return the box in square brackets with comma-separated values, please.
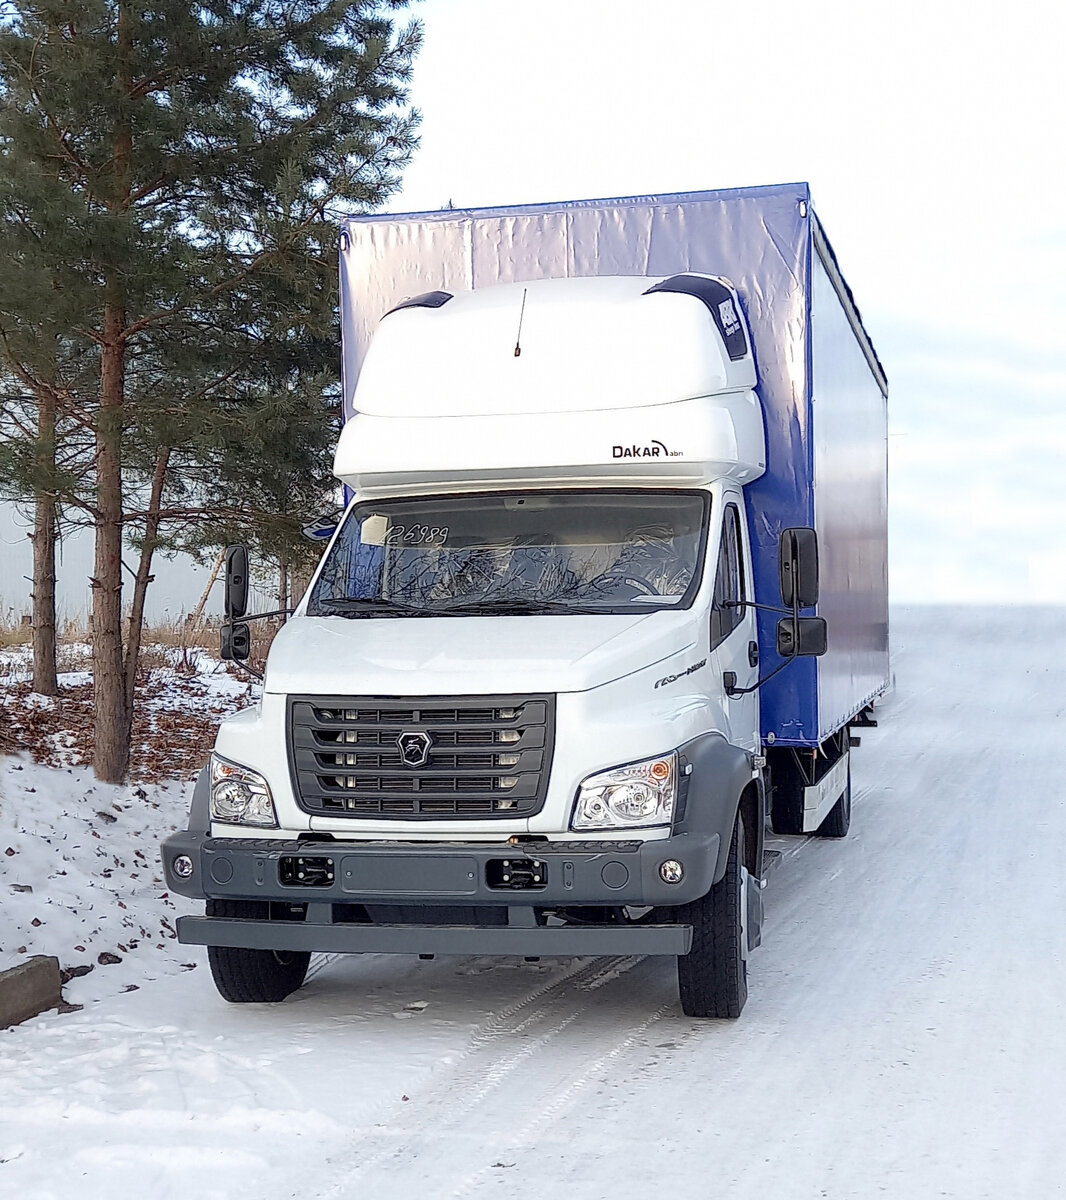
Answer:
[447, 993, 683, 1200]
[312, 955, 648, 1200]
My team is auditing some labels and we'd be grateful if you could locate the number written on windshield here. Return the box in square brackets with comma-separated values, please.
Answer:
[382, 524, 450, 547]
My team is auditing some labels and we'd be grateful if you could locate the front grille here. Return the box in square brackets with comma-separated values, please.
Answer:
[288, 694, 555, 820]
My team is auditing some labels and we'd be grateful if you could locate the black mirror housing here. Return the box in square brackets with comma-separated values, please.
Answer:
[777, 616, 828, 658]
[220, 621, 251, 661]
[779, 527, 820, 608]
[224, 544, 249, 619]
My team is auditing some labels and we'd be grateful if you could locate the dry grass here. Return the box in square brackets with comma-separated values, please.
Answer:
[144, 616, 222, 651]
[139, 616, 282, 669]
[1, 671, 250, 781]
[0, 618, 32, 648]
[0, 613, 281, 778]
[0, 614, 93, 649]
[0, 612, 280, 663]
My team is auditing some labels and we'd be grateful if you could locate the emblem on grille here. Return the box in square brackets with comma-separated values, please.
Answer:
[397, 729, 433, 768]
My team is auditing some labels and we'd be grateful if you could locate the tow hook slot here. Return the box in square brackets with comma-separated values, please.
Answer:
[486, 858, 547, 890]
[279, 855, 335, 887]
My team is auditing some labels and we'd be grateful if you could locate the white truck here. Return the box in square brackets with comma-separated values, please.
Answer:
[162, 183, 889, 1018]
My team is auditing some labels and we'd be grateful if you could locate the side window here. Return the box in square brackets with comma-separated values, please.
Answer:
[710, 503, 746, 649]
[728, 503, 747, 609]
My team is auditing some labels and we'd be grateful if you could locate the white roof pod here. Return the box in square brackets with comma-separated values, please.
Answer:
[334, 274, 766, 496]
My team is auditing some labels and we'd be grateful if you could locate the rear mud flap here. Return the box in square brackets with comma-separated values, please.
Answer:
[741, 866, 763, 956]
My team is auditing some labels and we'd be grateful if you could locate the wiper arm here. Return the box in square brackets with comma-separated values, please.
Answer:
[318, 596, 429, 616]
[434, 598, 603, 616]
[319, 595, 607, 618]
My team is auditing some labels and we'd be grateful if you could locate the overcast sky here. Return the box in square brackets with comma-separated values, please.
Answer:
[391, 0, 1066, 604]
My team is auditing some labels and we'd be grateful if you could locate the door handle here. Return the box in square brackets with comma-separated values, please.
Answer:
[748, 641, 759, 668]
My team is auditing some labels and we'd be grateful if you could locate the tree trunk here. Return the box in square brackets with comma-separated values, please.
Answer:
[124, 447, 170, 716]
[187, 546, 225, 629]
[92, 298, 129, 783]
[93, 4, 133, 783]
[30, 382, 59, 695]
[30, 330, 60, 695]
[30, 487, 59, 696]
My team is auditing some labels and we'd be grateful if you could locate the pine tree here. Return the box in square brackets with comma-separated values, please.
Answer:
[0, 0, 421, 781]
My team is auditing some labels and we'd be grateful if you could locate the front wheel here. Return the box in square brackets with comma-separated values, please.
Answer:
[205, 899, 310, 1003]
[676, 815, 748, 1019]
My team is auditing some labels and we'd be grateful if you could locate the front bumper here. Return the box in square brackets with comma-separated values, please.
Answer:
[162, 831, 718, 957]
[177, 916, 692, 956]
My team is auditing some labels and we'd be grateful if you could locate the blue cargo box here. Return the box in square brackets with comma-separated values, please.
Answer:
[340, 182, 889, 748]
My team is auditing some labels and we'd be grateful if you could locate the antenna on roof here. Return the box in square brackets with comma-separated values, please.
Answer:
[513, 288, 528, 357]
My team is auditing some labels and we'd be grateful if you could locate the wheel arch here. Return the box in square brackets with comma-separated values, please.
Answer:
[187, 765, 211, 833]
[738, 776, 765, 881]
[675, 733, 757, 884]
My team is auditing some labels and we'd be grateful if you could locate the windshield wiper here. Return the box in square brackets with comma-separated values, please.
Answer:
[317, 596, 430, 616]
[433, 598, 604, 616]
[319, 595, 613, 618]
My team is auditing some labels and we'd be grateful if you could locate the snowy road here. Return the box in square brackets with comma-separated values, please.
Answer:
[2, 608, 1065, 1199]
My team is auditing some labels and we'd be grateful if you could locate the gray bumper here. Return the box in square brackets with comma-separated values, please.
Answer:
[162, 831, 716, 957]
[177, 915, 692, 956]
[161, 830, 719, 908]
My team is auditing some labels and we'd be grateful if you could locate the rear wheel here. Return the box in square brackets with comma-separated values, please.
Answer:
[676, 814, 748, 1018]
[205, 899, 310, 1003]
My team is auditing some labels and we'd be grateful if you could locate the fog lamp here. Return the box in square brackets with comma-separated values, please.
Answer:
[173, 854, 194, 879]
[659, 859, 684, 884]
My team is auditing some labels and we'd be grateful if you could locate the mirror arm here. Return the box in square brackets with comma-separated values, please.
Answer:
[234, 607, 294, 624]
[725, 650, 796, 697]
[724, 599, 795, 617]
[726, 552, 803, 697]
[228, 658, 264, 683]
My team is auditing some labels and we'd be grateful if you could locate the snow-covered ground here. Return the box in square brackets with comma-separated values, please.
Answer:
[1, 607, 1064, 1199]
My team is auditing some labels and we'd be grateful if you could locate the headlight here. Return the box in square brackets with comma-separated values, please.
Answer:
[571, 752, 678, 831]
[210, 754, 278, 827]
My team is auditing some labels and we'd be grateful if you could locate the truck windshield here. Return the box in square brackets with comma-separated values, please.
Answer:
[307, 490, 708, 617]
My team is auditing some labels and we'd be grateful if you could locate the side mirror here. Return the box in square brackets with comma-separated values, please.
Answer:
[777, 616, 828, 658]
[779, 527, 820, 608]
[220, 621, 251, 662]
[224, 544, 249, 619]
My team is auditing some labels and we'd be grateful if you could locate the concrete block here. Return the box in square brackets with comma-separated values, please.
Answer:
[0, 955, 62, 1029]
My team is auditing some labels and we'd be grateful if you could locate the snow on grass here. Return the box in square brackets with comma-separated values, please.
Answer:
[0, 645, 254, 996]
[0, 758, 199, 997]
[0, 644, 253, 779]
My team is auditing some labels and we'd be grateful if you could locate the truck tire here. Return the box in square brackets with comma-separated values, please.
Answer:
[814, 757, 851, 839]
[205, 899, 310, 1003]
[676, 814, 748, 1018]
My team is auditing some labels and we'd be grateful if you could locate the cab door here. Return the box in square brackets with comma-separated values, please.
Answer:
[709, 494, 760, 754]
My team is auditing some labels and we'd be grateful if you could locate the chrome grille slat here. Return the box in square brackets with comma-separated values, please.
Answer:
[287, 694, 555, 820]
